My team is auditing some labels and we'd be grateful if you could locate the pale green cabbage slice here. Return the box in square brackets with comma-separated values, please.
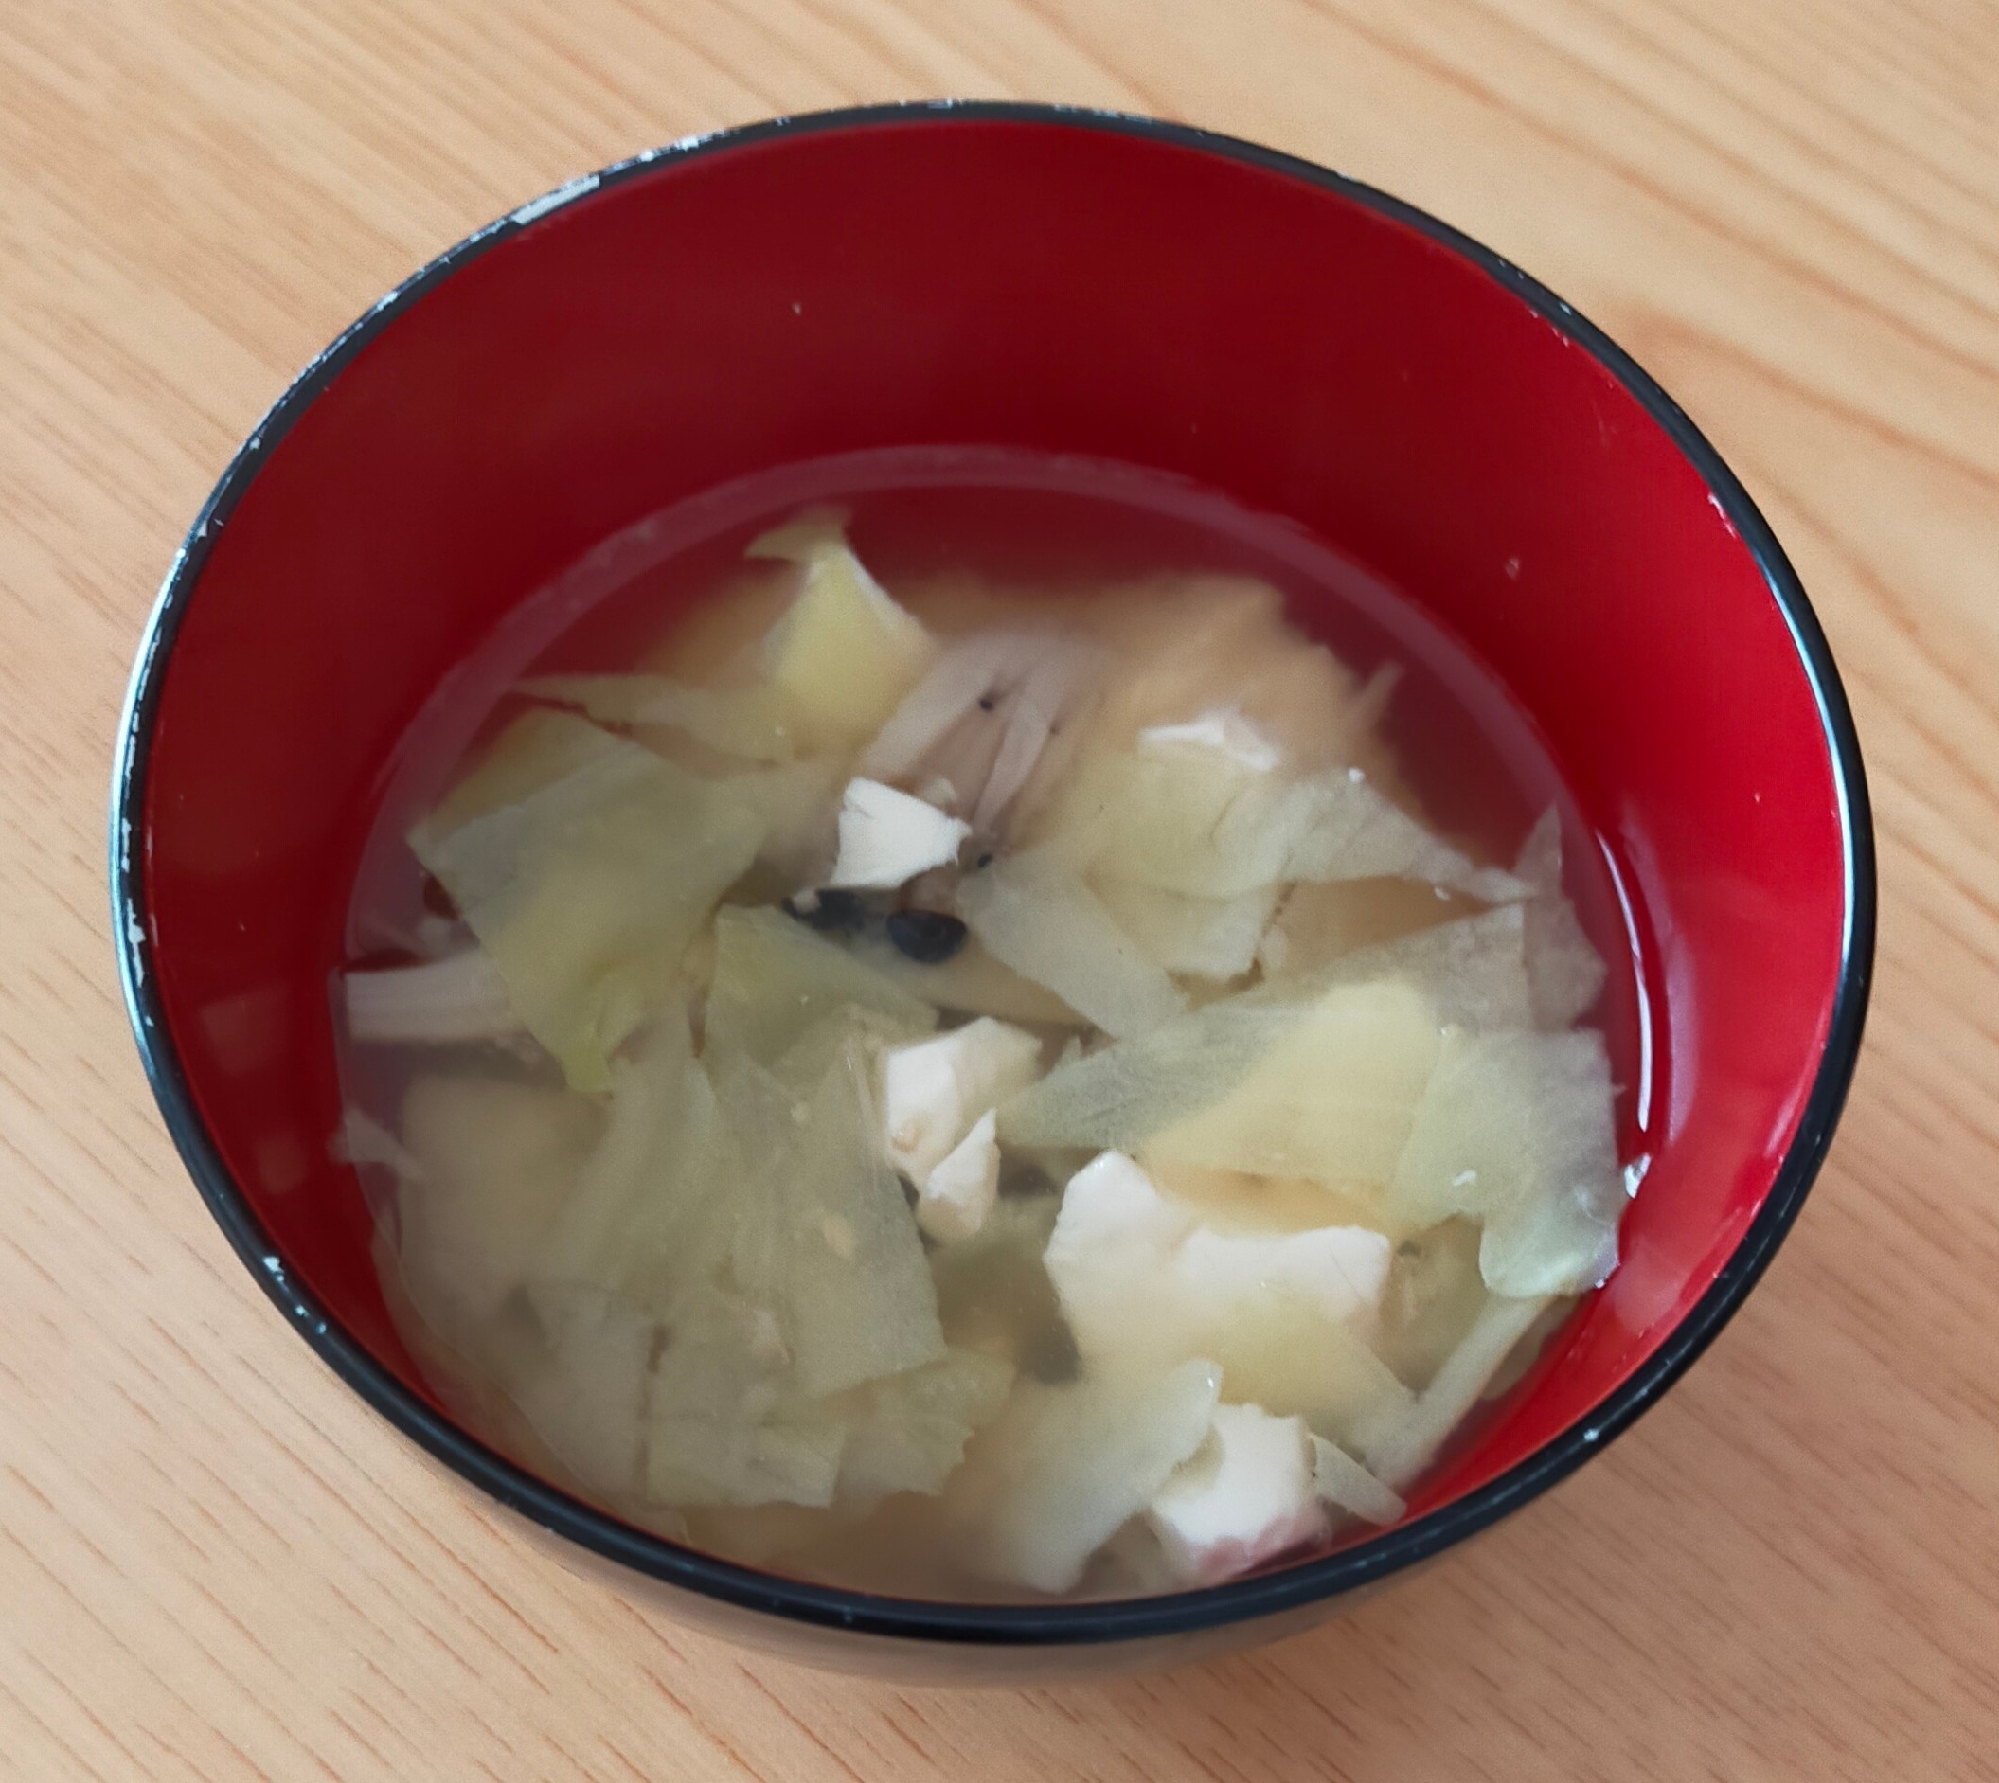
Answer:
[410, 710, 768, 1090]
[705, 904, 936, 1066]
[955, 848, 1186, 1040]
[946, 1359, 1223, 1594]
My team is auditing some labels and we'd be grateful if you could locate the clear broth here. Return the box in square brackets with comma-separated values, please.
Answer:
[337, 447, 1653, 1600]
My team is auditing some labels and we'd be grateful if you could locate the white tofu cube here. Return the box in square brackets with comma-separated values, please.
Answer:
[1171, 1225, 1389, 1328]
[1045, 1150, 1390, 1374]
[880, 1017, 1044, 1182]
[1147, 1402, 1329, 1585]
[918, 1110, 1000, 1244]
[826, 777, 971, 889]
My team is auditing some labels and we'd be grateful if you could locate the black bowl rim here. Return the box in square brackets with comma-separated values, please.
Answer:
[109, 99, 1876, 1649]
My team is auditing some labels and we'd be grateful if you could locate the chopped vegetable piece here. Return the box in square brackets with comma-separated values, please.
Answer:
[752, 513, 936, 737]
[651, 1286, 791, 1426]
[1514, 807, 1608, 1029]
[858, 630, 1101, 844]
[1147, 980, 1442, 1189]
[1044, 744, 1291, 899]
[861, 631, 1043, 781]
[642, 1064, 980, 1511]
[956, 849, 1187, 1039]
[420, 703, 625, 833]
[1361, 1292, 1554, 1490]
[766, 1002, 931, 1096]
[343, 948, 521, 1045]
[333, 1108, 423, 1180]
[1281, 773, 1529, 902]
[1316, 904, 1536, 1032]
[1045, 741, 1524, 905]
[948, 1358, 1223, 1594]
[731, 758, 839, 886]
[848, 931, 1084, 1025]
[645, 1283, 850, 1510]
[514, 1283, 655, 1499]
[1374, 1218, 1489, 1390]
[1391, 1028, 1622, 1295]
[1257, 877, 1476, 980]
[535, 1006, 738, 1309]
[835, 1348, 1016, 1507]
[1207, 1291, 1414, 1448]
[1142, 1160, 1383, 1237]
[411, 711, 767, 1089]
[521, 673, 799, 761]
[723, 1041, 947, 1397]
[652, 1410, 849, 1510]
[996, 994, 1293, 1155]
[1309, 1433, 1406, 1526]
[1094, 877, 1279, 981]
[1079, 575, 1370, 771]
[973, 639, 1101, 834]
[706, 904, 937, 1066]
[397, 1077, 600, 1339]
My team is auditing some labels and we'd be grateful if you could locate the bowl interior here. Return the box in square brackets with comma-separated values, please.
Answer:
[123, 111, 1857, 1602]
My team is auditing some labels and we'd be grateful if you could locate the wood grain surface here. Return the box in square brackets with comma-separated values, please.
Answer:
[3, 2, 1995, 1777]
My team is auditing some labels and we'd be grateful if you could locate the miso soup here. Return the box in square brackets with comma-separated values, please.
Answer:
[334, 452, 1645, 1601]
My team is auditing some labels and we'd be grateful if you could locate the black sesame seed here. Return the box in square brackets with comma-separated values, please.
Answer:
[884, 909, 969, 963]
[974, 851, 994, 869]
[977, 694, 996, 712]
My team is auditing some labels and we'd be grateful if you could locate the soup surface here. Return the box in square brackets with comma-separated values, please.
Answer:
[335, 453, 1643, 1601]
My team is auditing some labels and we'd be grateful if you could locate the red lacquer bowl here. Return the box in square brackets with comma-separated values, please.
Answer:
[111, 104, 1872, 1681]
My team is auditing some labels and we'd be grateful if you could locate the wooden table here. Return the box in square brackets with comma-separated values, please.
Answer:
[4, 3, 1994, 1777]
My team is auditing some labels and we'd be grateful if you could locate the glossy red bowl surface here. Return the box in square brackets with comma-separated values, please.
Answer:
[113, 104, 1871, 1679]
